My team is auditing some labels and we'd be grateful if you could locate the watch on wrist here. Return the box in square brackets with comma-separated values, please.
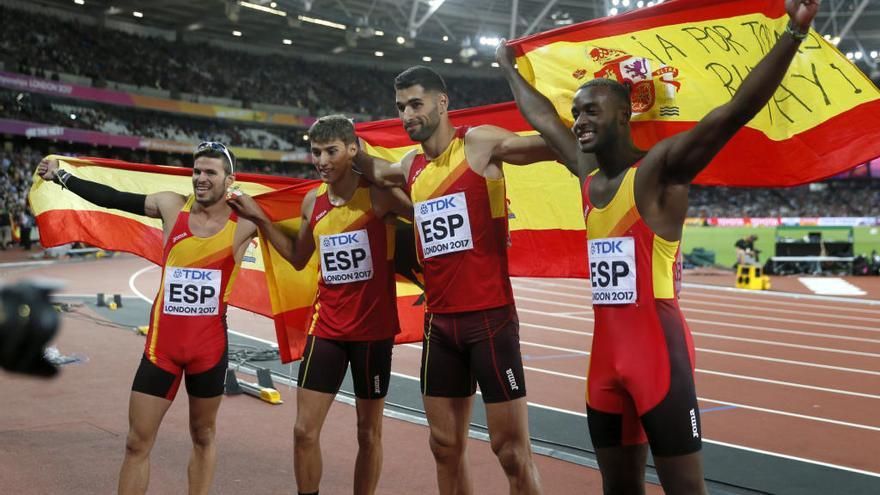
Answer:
[786, 20, 809, 42]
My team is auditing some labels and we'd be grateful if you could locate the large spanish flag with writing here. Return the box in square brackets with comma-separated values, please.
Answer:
[28, 156, 424, 362]
[508, 0, 880, 187]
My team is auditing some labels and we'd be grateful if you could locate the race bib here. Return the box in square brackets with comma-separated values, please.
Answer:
[414, 192, 474, 259]
[320, 229, 373, 284]
[589, 237, 637, 305]
[163, 267, 221, 315]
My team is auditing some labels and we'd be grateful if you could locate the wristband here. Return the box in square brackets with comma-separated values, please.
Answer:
[53, 169, 72, 189]
[786, 20, 809, 42]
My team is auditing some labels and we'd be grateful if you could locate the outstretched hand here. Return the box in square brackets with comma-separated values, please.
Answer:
[494, 39, 517, 71]
[785, 0, 820, 31]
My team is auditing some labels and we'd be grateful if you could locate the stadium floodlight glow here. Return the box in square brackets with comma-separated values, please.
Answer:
[637, 1, 644, 7]
[132, 11, 143, 18]
[491, 62, 500, 68]
[232, 30, 242, 36]
[855, 51, 863, 60]
[609, 7, 618, 15]
[297, 15, 346, 30]
[422, 56, 432, 62]
[396, 36, 406, 44]
[622, 0, 630, 7]
[70, 113, 77, 120]
[270, 1, 277, 7]
[442, 35, 449, 42]
[73, 0, 85, 5]
[444, 58, 453, 64]
[239, 1, 287, 17]
[375, 30, 385, 36]
[479, 36, 500, 47]
[846, 52, 854, 59]
[832, 36, 841, 45]
[283, 38, 292, 45]
[375, 51, 384, 57]
[871, 51, 878, 59]
[612, 0, 620, 5]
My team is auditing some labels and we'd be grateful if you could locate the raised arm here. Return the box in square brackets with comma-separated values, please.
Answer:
[227, 190, 317, 270]
[37, 157, 184, 222]
[464, 125, 559, 168]
[496, 41, 597, 181]
[659, 0, 820, 184]
[353, 146, 414, 188]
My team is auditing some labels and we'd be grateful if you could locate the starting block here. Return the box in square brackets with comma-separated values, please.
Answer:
[225, 368, 282, 404]
[735, 264, 771, 290]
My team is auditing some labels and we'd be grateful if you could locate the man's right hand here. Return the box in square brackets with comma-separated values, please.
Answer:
[226, 191, 268, 223]
[36, 158, 59, 181]
[495, 40, 517, 72]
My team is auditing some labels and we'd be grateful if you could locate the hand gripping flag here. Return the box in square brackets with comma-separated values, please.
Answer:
[29, 156, 424, 362]
[507, 0, 880, 187]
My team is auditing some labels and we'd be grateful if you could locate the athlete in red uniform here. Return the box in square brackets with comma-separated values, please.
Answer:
[496, 1, 820, 493]
[37, 142, 257, 495]
[355, 67, 556, 495]
[229, 115, 411, 495]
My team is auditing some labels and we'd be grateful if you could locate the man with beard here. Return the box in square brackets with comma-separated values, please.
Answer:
[354, 66, 555, 495]
[494, 1, 820, 493]
[37, 142, 256, 495]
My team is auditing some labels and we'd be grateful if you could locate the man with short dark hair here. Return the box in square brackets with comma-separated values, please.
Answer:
[496, 1, 820, 493]
[229, 115, 411, 495]
[356, 65, 555, 495]
[37, 142, 256, 495]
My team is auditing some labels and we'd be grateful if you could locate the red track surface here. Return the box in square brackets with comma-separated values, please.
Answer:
[3, 252, 879, 492]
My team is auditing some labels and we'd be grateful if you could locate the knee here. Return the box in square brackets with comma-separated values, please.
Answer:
[490, 438, 529, 476]
[189, 423, 216, 449]
[124, 430, 154, 458]
[356, 423, 381, 451]
[293, 422, 319, 448]
[428, 431, 465, 465]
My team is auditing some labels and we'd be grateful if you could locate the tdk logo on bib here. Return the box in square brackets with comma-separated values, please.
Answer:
[163, 267, 221, 315]
[414, 192, 473, 259]
[588, 237, 637, 305]
[320, 229, 373, 284]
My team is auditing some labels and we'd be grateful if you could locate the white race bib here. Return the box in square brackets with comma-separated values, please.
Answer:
[163, 267, 222, 315]
[320, 229, 374, 285]
[414, 192, 474, 259]
[589, 237, 637, 305]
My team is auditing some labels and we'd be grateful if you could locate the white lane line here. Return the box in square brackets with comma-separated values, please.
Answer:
[387, 368, 880, 478]
[513, 284, 880, 323]
[515, 277, 880, 308]
[514, 298, 880, 345]
[517, 309, 880, 358]
[0, 260, 56, 268]
[517, 321, 880, 375]
[798, 277, 867, 296]
[128, 264, 158, 302]
[394, 344, 880, 432]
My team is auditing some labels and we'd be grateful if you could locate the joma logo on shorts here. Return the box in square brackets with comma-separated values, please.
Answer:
[506, 368, 519, 391]
[689, 408, 699, 438]
[373, 375, 381, 394]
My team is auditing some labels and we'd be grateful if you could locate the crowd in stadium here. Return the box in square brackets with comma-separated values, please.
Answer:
[687, 182, 880, 218]
[0, 6, 511, 118]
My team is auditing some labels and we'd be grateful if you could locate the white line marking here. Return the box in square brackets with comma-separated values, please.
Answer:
[128, 264, 158, 303]
[0, 260, 55, 268]
[515, 300, 880, 344]
[513, 284, 880, 323]
[799, 277, 867, 296]
[386, 366, 880, 478]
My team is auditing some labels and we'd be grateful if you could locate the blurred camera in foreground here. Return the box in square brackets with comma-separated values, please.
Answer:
[0, 281, 61, 377]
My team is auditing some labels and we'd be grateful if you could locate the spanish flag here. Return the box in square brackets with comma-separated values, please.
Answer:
[29, 156, 424, 362]
[507, 0, 880, 187]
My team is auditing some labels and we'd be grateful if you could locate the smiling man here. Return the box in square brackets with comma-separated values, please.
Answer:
[37, 142, 257, 495]
[495, 1, 821, 493]
[228, 115, 411, 495]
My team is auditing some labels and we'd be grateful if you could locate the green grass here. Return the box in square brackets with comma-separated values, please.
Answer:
[682, 226, 880, 268]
